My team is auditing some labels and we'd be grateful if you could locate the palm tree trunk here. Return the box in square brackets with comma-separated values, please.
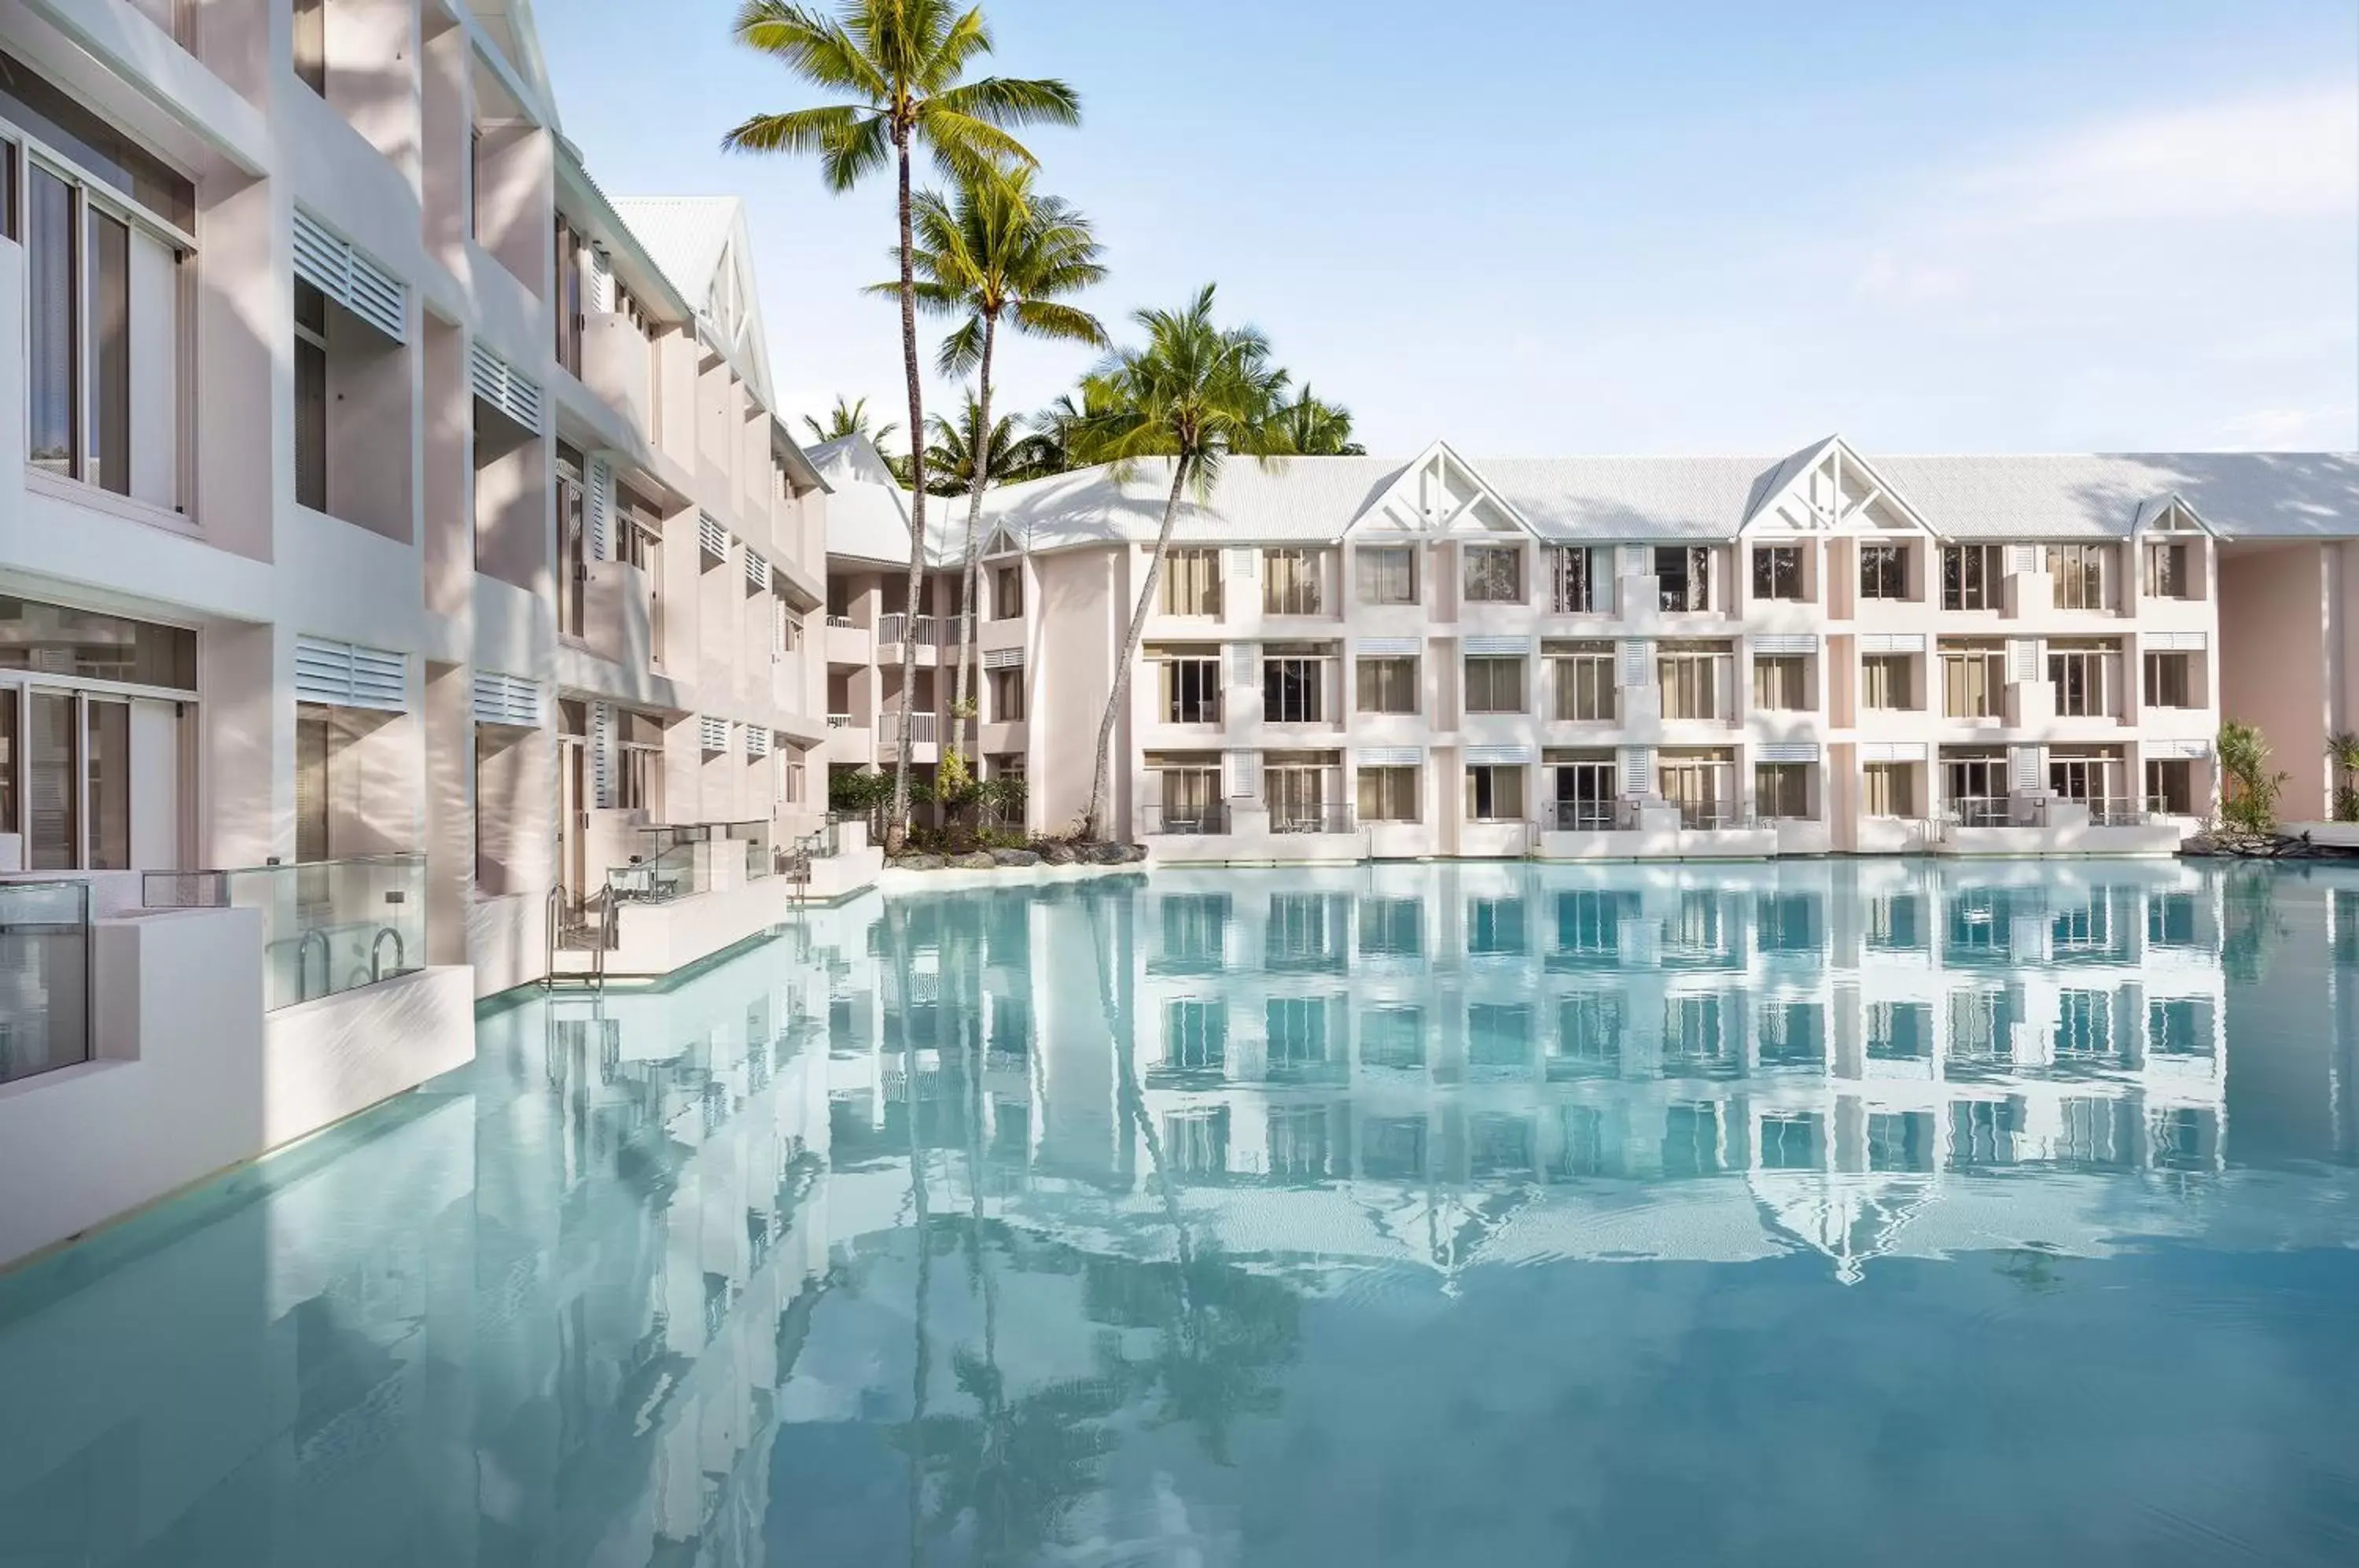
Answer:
[889, 128, 927, 852]
[953, 313, 998, 788]
[1085, 459, 1191, 841]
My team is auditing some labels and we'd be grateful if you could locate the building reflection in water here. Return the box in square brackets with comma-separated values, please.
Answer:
[2, 860, 2358, 1566]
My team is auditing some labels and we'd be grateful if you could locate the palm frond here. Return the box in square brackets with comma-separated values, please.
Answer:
[731, 2, 889, 99]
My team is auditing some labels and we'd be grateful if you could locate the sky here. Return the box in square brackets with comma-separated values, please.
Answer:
[538, 0, 2359, 458]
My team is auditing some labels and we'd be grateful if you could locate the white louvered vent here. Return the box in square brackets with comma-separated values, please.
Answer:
[1230, 642, 1257, 686]
[745, 727, 771, 759]
[1356, 636, 1419, 656]
[1860, 741, 1927, 764]
[984, 646, 1022, 670]
[591, 702, 615, 808]
[587, 248, 615, 313]
[293, 208, 407, 343]
[293, 636, 407, 712]
[2010, 746, 2045, 791]
[1463, 635, 1529, 656]
[586, 458, 614, 562]
[2008, 544, 2041, 574]
[1756, 742, 1820, 764]
[1859, 632, 1925, 654]
[699, 513, 730, 561]
[2147, 631, 2206, 652]
[1750, 633, 1817, 656]
[471, 671, 543, 728]
[745, 548, 770, 590]
[2151, 738, 2210, 760]
[2008, 639, 2043, 683]
[1225, 547, 1258, 581]
[1618, 640, 1651, 686]
[1464, 745, 1532, 766]
[1357, 746, 1423, 767]
[1620, 545, 1651, 576]
[469, 342, 541, 429]
[1225, 749, 1262, 799]
[1620, 746, 1655, 793]
[700, 716, 731, 753]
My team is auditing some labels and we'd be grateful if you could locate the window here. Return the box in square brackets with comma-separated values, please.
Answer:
[2144, 540, 2190, 599]
[2055, 990, 2113, 1060]
[2047, 545, 2111, 611]
[1356, 766, 1419, 823]
[1463, 656, 1525, 714]
[1161, 548, 1220, 614]
[1860, 653, 1912, 710]
[989, 666, 1024, 722]
[1266, 997, 1331, 1077]
[992, 564, 1023, 619]
[1161, 654, 1220, 723]
[0, 595, 197, 686]
[1264, 548, 1323, 615]
[1941, 545, 2002, 611]
[1943, 753, 2008, 819]
[1940, 644, 2005, 718]
[2048, 750, 2119, 805]
[1553, 994, 1624, 1079]
[1463, 544, 1523, 603]
[1262, 649, 1325, 723]
[1550, 546, 1604, 613]
[1269, 1106, 1331, 1180]
[1658, 645, 1728, 720]
[1266, 892, 1347, 970]
[293, 0, 327, 94]
[1266, 755, 1334, 830]
[1548, 760, 1616, 830]
[1860, 542, 1906, 600]
[616, 711, 662, 815]
[1659, 755, 1733, 828]
[1164, 999, 1227, 1074]
[620, 490, 664, 658]
[1868, 1001, 1931, 1061]
[1467, 897, 1528, 955]
[1550, 646, 1616, 721]
[2048, 643, 2112, 717]
[1751, 654, 1806, 711]
[1761, 1113, 1824, 1171]
[2146, 757, 2195, 815]
[1755, 763, 1812, 820]
[1157, 762, 1221, 828]
[1466, 763, 1525, 822]
[1656, 547, 1711, 612]
[1356, 655, 1417, 714]
[1356, 546, 1416, 605]
[2143, 651, 2193, 709]
[294, 282, 329, 510]
[1467, 1005, 1533, 1071]
[556, 444, 586, 639]
[1751, 545, 1804, 601]
[554, 214, 585, 375]
[1361, 1007, 1424, 1069]
[1157, 893, 1227, 968]
[2149, 998, 2210, 1057]
[1862, 761, 1915, 817]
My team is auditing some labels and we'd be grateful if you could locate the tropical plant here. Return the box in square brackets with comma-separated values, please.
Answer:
[877, 167, 1106, 775]
[725, 0, 1080, 848]
[1025, 383, 1116, 476]
[827, 765, 893, 837]
[919, 393, 1060, 495]
[1270, 385, 1364, 455]
[2329, 731, 2359, 822]
[1071, 285, 1290, 839]
[2217, 720, 2287, 834]
[800, 392, 900, 452]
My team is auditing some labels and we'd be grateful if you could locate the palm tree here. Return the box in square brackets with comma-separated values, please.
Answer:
[2330, 731, 2359, 821]
[1025, 384, 1113, 476]
[800, 392, 900, 452]
[1073, 285, 1290, 839]
[876, 167, 1107, 779]
[920, 393, 1056, 495]
[725, 0, 1080, 848]
[1272, 385, 1364, 455]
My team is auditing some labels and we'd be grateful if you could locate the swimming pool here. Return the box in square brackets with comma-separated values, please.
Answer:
[3, 858, 2357, 1566]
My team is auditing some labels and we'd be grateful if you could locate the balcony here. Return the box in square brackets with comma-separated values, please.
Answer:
[877, 613, 944, 660]
[0, 880, 90, 1086]
[825, 617, 874, 667]
[580, 312, 655, 437]
[879, 710, 939, 761]
[1143, 803, 1231, 836]
[1931, 796, 2183, 857]
[145, 854, 426, 1011]
[583, 558, 658, 669]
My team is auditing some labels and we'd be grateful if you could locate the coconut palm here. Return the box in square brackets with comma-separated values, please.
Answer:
[724, 0, 1080, 848]
[874, 168, 1107, 779]
[800, 392, 900, 451]
[1272, 385, 1364, 455]
[1073, 285, 1290, 839]
[920, 394, 1057, 495]
[1026, 384, 1114, 475]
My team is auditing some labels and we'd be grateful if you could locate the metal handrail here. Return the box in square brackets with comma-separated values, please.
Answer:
[1546, 800, 1621, 832]
[1675, 804, 1752, 831]
[1947, 796, 2014, 828]
[1271, 804, 1356, 835]
[1143, 803, 1231, 836]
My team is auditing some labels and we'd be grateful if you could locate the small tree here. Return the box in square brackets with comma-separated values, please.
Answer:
[2329, 731, 2359, 823]
[2217, 720, 2287, 834]
[828, 767, 893, 839]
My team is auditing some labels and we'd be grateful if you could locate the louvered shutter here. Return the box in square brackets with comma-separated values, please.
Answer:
[591, 702, 616, 808]
[745, 547, 770, 590]
[471, 671, 543, 727]
[469, 342, 542, 429]
[2011, 746, 2045, 791]
[1465, 745, 1532, 765]
[1755, 742, 1820, 764]
[1620, 746, 1654, 793]
[586, 458, 613, 561]
[699, 513, 730, 560]
[984, 646, 1022, 670]
[293, 208, 407, 343]
[2007, 544, 2040, 574]
[2008, 639, 2042, 683]
[1750, 633, 1816, 655]
[745, 727, 771, 759]
[1225, 547, 1259, 581]
[1357, 746, 1422, 766]
[1356, 636, 1418, 656]
[701, 716, 731, 753]
[1230, 642, 1257, 686]
[1463, 635, 1529, 656]
[1620, 545, 1651, 576]
[293, 636, 407, 712]
[1225, 749, 1262, 798]
[1619, 640, 1651, 686]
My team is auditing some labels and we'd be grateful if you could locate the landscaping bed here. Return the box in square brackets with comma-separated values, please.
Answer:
[2182, 826, 2359, 859]
[885, 836, 1147, 872]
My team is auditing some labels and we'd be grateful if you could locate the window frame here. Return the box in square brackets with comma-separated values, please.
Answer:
[1261, 651, 1327, 724]
[2046, 544, 2112, 612]
[1161, 653, 1222, 724]
[1355, 654, 1418, 715]
[1657, 644, 1729, 721]
[1463, 654, 1525, 715]
[1356, 764, 1419, 823]
[1941, 544, 2003, 612]
[1462, 543, 1524, 604]
[1550, 648, 1617, 722]
[1355, 546, 1417, 605]
[1262, 547, 1324, 616]
[1750, 544, 1805, 602]
[1465, 762, 1526, 823]
[2141, 650, 2193, 709]
[1859, 542, 1907, 601]
[1939, 645, 2006, 718]
[1750, 653, 1808, 712]
[1161, 548, 1222, 616]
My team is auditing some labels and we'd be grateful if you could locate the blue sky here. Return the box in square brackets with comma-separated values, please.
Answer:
[539, 0, 2359, 456]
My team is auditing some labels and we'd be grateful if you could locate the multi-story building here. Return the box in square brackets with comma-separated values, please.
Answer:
[0, 0, 877, 1264]
[817, 434, 2359, 856]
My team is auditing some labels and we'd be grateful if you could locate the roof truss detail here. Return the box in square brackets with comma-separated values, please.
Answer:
[2133, 495, 2214, 536]
[1742, 436, 1932, 538]
[1350, 443, 1533, 536]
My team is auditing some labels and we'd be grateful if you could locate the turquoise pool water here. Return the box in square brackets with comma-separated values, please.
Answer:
[4, 859, 2359, 1566]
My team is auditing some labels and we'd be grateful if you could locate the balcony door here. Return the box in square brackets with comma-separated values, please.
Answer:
[12, 686, 178, 872]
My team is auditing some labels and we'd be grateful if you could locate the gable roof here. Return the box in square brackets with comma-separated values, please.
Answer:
[611, 195, 775, 407]
[1347, 442, 1535, 536]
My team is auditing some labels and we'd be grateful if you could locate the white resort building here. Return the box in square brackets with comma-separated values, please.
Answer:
[813, 436, 2359, 862]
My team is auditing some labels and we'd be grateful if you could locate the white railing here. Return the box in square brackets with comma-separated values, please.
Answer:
[880, 711, 939, 747]
[826, 614, 855, 629]
[879, 612, 907, 644]
[877, 613, 944, 646]
[826, 713, 855, 729]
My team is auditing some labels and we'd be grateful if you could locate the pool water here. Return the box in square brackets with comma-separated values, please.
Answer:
[4, 859, 2359, 1566]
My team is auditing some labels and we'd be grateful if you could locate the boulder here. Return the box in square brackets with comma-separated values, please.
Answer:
[951, 851, 999, 870]
[1086, 841, 1130, 865]
[992, 848, 1042, 867]
[1120, 843, 1150, 863]
[1040, 843, 1080, 866]
[892, 853, 945, 871]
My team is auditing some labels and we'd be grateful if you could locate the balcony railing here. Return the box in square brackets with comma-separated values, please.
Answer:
[1673, 803, 1751, 831]
[2040, 796, 2148, 828]
[826, 712, 855, 729]
[0, 879, 90, 1085]
[880, 711, 939, 748]
[147, 855, 426, 1011]
[1271, 804, 1356, 835]
[1546, 800, 1625, 832]
[878, 613, 944, 647]
[1947, 796, 2015, 829]
[1143, 803, 1231, 836]
[609, 821, 773, 904]
[826, 614, 856, 629]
